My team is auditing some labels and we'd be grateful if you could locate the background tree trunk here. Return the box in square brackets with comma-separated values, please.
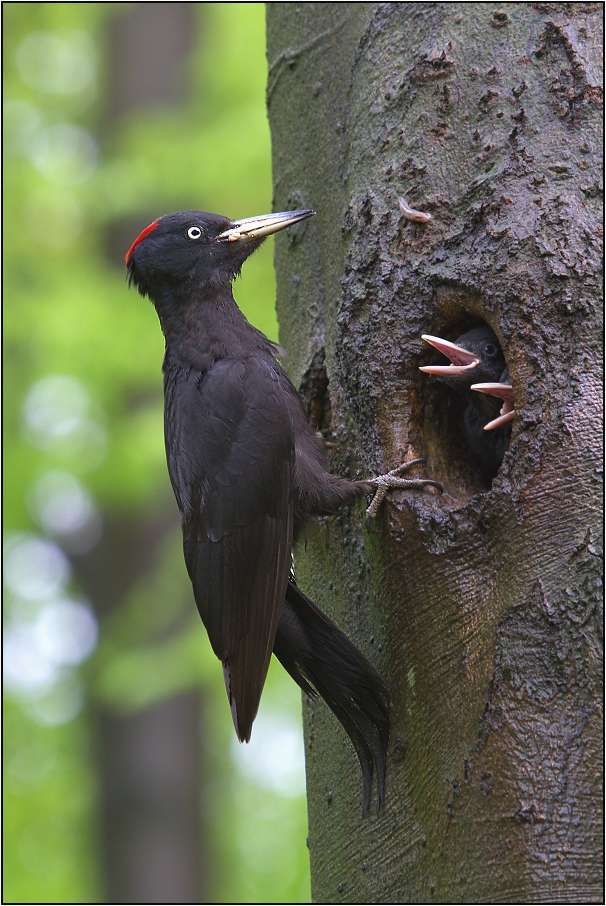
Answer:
[90, 6, 207, 902]
[266, 3, 603, 903]
[75, 511, 207, 904]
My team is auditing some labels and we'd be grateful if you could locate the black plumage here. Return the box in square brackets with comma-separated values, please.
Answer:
[126, 208, 438, 812]
[420, 326, 512, 468]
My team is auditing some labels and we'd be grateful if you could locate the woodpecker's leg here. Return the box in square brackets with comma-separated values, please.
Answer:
[365, 458, 442, 533]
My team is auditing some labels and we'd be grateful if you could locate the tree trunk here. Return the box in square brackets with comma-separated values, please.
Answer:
[86, 6, 206, 901]
[266, 3, 603, 903]
[97, 691, 206, 904]
[74, 510, 208, 904]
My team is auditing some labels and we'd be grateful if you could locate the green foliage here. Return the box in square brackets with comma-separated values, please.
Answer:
[3, 699, 101, 904]
[4, 4, 310, 902]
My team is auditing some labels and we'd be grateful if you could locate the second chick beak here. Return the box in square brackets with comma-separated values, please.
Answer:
[471, 380, 515, 430]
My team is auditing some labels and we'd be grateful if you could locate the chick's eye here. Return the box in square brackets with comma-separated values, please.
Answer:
[484, 344, 497, 356]
[187, 226, 202, 240]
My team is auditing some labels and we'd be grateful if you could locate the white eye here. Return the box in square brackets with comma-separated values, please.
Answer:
[187, 226, 202, 240]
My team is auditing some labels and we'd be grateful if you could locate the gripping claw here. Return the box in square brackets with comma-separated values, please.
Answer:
[365, 458, 442, 531]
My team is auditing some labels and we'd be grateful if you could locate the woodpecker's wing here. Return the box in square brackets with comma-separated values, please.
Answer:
[165, 356, 294, 741]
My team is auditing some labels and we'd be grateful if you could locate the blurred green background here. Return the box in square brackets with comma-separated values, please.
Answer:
[3, 3, 311, 902]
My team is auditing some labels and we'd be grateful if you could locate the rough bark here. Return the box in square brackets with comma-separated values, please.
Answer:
[266, 3, 603, 903]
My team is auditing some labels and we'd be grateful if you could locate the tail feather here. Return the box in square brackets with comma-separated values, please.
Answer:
[273, 580, 391, 814]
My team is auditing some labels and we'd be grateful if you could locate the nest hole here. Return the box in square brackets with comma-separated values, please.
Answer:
[415, 314, 511, 501]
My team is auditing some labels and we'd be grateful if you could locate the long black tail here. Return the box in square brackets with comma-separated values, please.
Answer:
[273, 580, 390, 815]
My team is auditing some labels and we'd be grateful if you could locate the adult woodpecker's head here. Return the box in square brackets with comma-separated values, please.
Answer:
[126, 209, 315, 299]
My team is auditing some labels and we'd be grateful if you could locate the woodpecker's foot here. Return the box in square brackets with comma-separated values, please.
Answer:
[365, 458, 443, 533]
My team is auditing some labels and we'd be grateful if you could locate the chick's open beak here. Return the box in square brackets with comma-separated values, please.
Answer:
[216, 209, 315, 243]
[471, 382, 515, 430]
[419, 334, 481, 375]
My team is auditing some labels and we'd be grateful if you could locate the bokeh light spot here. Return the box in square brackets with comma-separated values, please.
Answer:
[16, 30, 97, 96]
[231, 712, 306, 798]
[4, 534, 71, 602]
[34, 599, 98, 667]
[24, 674, 86, 727]
[30, 470, 102, 553]
[30, 123, 98, 185]
[22, 376, 108, 471]
[3, 624, 60, 694]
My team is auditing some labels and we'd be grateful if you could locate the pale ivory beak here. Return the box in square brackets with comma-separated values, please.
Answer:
[216, 210, 315, 243]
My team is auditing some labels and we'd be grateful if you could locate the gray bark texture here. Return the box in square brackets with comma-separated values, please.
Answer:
[266, 3, 603, 904]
